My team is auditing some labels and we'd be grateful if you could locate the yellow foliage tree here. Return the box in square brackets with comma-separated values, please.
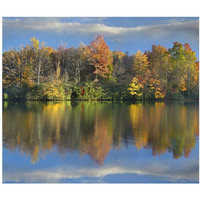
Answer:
[128, 77, 143, 98]
[31, 37, 40, 52]
[154, 90, 166, 99]
[149, 75, 166, 99]
[179, 77, 187, 92]
[134, 50, 149, 74]
[43, 79, 65, 100]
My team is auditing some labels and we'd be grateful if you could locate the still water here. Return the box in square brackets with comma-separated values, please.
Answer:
[3, 101, 199, 183]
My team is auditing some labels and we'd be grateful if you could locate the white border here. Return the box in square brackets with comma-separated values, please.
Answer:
[0, 1, 200, 200]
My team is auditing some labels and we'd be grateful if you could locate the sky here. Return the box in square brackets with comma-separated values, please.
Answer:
[2, 17, 199, 58]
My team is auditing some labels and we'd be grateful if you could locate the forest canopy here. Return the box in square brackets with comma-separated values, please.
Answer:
[2, 35, 199, 101]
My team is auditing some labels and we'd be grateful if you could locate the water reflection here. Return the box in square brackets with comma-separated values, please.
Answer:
[3, 101, 199, 165]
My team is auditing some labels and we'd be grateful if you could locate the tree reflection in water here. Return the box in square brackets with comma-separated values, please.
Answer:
[3, 101, 199, 164]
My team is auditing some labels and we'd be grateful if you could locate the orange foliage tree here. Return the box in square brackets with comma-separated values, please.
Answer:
[87, 35, 113, 81]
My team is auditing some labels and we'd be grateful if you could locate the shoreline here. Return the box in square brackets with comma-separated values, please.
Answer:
[3, 98, 199, 103]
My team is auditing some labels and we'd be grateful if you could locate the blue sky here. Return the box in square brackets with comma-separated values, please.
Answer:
[3, 17, 199, 58]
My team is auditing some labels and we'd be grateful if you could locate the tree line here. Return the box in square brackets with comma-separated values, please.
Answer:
[3, 35, 199, 101]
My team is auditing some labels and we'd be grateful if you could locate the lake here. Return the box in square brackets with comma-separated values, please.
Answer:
[2, 101, 199, 183]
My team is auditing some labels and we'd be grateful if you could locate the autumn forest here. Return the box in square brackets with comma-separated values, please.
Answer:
[3, 35, 199, 101]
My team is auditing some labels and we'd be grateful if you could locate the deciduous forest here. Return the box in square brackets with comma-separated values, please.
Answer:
[3, 35, 199, 101]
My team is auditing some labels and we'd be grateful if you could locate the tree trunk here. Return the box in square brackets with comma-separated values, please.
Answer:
[165, 70, 168, 90]
[37, 61, 41, 85]
[187, 69, 190, 98]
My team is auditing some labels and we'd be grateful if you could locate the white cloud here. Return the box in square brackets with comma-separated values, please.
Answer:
[3, 160, 199, 183]
[3, 18, 199, 41]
